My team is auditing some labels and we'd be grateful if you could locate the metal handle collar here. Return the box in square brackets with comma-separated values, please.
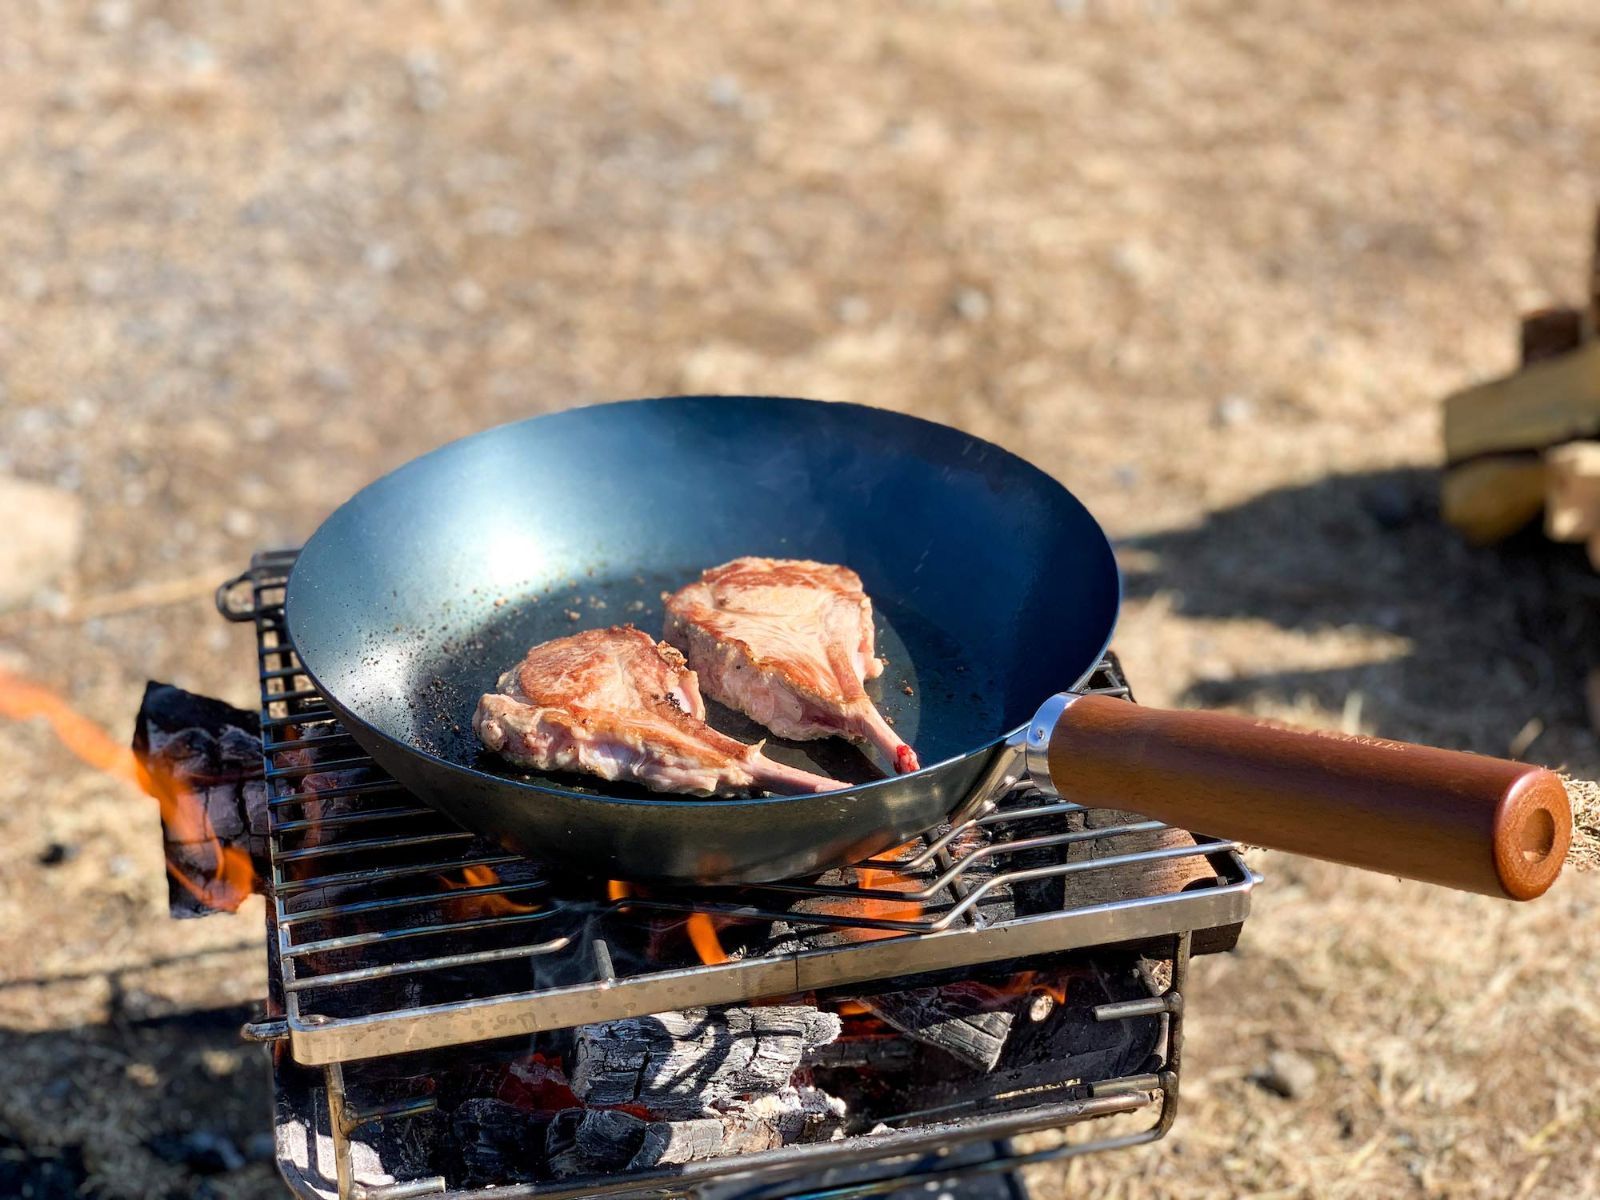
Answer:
[1025, 692, 1080, 796]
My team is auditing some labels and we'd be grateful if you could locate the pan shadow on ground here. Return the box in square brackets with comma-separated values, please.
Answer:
[1117, 467, 1600, 773]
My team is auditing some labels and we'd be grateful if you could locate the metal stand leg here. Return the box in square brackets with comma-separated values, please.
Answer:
[325, 1063, 356, 1200]
[324, 1063, 446, 1200]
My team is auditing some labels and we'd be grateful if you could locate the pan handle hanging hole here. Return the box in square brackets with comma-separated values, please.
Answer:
[1520, 808, 1557, 864]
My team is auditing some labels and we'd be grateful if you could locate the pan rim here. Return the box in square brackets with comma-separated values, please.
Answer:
[285, 394, 1122, 812]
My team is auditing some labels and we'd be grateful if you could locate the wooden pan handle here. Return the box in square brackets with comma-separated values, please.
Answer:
[1034, 693, 1571, 900]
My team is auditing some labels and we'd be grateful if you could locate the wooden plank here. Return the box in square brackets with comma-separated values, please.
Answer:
[1546, 441, 1600, 544]
[1591, 204, 1600, 332]
[1443, 340, 1600, 462]
[1440, 454, 1546, 544]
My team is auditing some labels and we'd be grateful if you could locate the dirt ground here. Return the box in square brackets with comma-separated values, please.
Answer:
[4, 2, 1600, 1196]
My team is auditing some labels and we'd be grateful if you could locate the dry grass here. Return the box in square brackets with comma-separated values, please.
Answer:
[3, 1, 1600, 1196]
[1567, 777, 1600, 872]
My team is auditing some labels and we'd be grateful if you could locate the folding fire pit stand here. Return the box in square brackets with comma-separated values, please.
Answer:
[217, 551, 1257, 1200]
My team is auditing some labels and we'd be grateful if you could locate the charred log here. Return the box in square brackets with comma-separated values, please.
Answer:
[452, 1098, 544, 1186]
[712, 1086, 847, 1153]
[546, 1108, 647, 1176]
[632, 1115, 725, 1167]
[132, 682, 267, 917]
[822, 961, 1166, 1125]
[570, 1007, 840, 1117]
[546, 1086, 846, 1177]
[551, 1005, 846, 1178]
[806, 1036, 918, 1071]
[761, 861, 932, 955]
[859, 985, 1017, 1072]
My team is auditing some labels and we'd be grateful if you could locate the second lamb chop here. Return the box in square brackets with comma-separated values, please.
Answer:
[663, 557, 921, 774]
[474, 625, 847, 796]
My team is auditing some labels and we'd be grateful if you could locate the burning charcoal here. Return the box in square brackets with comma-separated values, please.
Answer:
[546, 1108, 648, 1176]
[242, 778, 269, 842]
[624, 1087, 844, 1168]
[570, 1007, 841, 1117]
[861, 985, 1017, 1072]
[203, 783, 248, 843]
[293, 768, 378, 829]
[492, 1052, 578, 1111]
[630, 1117, 724, 1168]
[356, 1106, 450, 1182]
[451, 1099, 543, 1185]
[547, 1086, 847, 1179]
[806, 1037, 918, 1071]
[715, 1086, 847, 1153]
[851, 962, 1169, 1124]
[548, 1006, 847, 1179]
[134, 683, 261, 761]
[132, 682, 265, 918]
[217, 725, 263, 770]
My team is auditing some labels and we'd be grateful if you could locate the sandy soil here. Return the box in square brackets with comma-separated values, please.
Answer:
[3, 2, 1600, 1196]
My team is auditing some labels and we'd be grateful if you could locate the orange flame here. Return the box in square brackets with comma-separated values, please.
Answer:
[832, 971, 1071, 1026]
[440, 863, 536, 917]
[0, 669, 256, 909]
[607, 879, 729, 965]
[832, 863, 924, 943]
[685, 913, 729, 965]
[1001, 970, 1071, 1006]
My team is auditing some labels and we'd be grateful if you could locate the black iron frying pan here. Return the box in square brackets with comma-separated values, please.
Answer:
[285, 396, 1570, 896]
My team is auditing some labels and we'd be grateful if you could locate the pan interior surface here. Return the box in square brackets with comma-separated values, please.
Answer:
[398, 565, 986, 791]
[286, 396, 1120, 804]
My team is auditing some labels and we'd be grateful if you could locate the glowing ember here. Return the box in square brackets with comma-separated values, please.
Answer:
[499, 1052, 579, 1111]
[0, 669, 257, 909]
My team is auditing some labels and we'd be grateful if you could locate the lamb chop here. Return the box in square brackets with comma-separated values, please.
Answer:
[473, 625, 847, 796]
[663, 558, 920, 774]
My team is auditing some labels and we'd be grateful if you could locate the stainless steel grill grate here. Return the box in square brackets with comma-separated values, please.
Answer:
[218, 550, 1259, 1200]
[220, 550, 1253, 1067]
